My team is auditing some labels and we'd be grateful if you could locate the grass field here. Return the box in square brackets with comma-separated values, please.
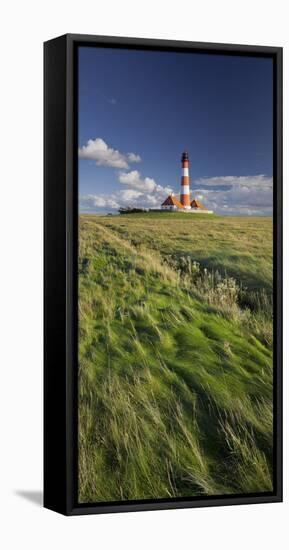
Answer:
[78, 212, 273, 503]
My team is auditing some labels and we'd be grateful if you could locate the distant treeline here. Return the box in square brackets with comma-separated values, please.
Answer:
[119, 207, 148, 214]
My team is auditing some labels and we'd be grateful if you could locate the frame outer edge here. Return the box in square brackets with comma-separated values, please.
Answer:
[66, 34, 76, 515]
[275, 46, 283, 501]
[45, 34, 283, 515]
[44, 35, 68, 515]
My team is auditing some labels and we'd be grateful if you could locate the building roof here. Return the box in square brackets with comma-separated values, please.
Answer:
[162, 194, 184, 208]
[191, 199, 206, 209]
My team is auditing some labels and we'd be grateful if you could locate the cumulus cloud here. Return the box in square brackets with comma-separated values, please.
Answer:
[191, 174, 273, 216]
[79, 173, 172, 212]
[80, 194, 120, 210]
[78, 138, 141, 169]
[127, 152, 141, 163]
[193, 174, 272, 189]
[118, 170, 157, 193]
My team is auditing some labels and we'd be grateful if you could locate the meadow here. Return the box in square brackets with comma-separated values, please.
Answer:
[78, 212, 273, 503]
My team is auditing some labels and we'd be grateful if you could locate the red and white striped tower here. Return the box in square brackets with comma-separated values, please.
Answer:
[180, 151, 191, 209]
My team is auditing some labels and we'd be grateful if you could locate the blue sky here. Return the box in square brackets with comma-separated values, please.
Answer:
[78, 46, 273, 215]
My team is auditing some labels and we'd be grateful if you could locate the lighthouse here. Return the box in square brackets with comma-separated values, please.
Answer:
[180, 151, 191, 209]
[161, 151, 213, 213]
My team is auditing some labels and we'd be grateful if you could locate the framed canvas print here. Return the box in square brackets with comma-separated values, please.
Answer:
[44, 34, 283, 515]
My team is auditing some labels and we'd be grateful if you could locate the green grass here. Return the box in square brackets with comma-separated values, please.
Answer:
[78, 214, 273, 502]
[118, 211, 220, 219]
[99, 212, 273, 291]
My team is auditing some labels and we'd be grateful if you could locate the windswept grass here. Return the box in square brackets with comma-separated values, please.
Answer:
[78, 214, 273, 503]
[99, 212, 273, 291]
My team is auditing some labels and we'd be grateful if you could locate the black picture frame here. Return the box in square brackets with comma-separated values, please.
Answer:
[44, 34, 283, 516]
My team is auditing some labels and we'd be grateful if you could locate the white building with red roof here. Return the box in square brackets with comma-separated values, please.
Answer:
[161, 193, 184, 210]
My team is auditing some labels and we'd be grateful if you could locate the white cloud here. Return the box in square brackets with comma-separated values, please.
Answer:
[191, 175, 273, 215]
[80, 186, 173, 212]
[119, 189, 143, 201]
[79, 171, 173, 212]
[78, 138, 141, 169]
[80, 194, 120, 210]
[127, 152, 141, 163]
[193, 174, 272, 189]
[118, 170, 157, 193]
